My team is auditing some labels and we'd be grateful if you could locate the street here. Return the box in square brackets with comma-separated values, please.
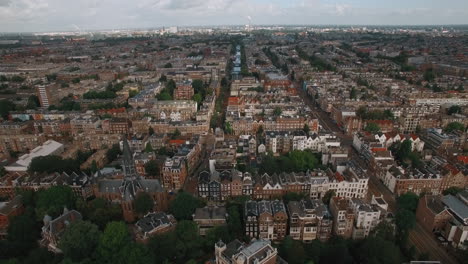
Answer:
[295, 82, 459, 264]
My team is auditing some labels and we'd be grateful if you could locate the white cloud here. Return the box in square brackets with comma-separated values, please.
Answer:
[0, 0, 466, 32]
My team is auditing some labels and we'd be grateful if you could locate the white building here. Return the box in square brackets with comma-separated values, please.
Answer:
[5, 140, 64, 172]
[350, 198, 382, 239]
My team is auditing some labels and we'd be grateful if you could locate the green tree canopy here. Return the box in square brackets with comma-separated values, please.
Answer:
[0, 99, 16, 119]
[444, 122, 465, 133]
[36, 185, 76, 218]
[106, 144, 121, 163]
[133, 192, 154, 215]
[273, 107, 282, 116]
[442, 186, 463, 196]
[144, 142, 153, 153]
[447, 105, 462, 115]
[97, 221, 131, 263]
[6, 213, 39, 257]
[303, 124, 310, 135]
[169, 191, 204, 220]
[59, 221, 101, 262]
[79, 198, 122, 230]
[279, 236, 306, 264]
[144, 160, 159, 177]
[364, 122, 381, 134]
[397, 192, 419, 212]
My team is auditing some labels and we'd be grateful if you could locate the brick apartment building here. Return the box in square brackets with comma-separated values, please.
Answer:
[174, 81, 194, 100]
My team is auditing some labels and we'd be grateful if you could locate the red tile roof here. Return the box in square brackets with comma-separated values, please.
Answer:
[457, 156, 468, 165]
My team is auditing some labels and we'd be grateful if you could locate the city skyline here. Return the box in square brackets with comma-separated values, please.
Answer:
[0, 0, 468, 33]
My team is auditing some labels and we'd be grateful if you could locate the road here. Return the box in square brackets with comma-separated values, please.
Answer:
[409, 224, 459, 264]
[298, 85, 459, 263]
[294, 82, 353, 147]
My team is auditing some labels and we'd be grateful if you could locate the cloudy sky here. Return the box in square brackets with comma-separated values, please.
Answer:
[0, 0, 467, 32]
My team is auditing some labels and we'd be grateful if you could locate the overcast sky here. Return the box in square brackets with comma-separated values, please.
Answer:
[0, 0, 467, 32]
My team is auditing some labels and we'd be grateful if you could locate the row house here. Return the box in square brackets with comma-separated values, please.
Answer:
[349, 198, 383, 239]
[287, 199, 333, 242]
[244, 200, 288, 241]
[374, 132, 425, 152]
[0, 134, 46, 158]
[329, 197, 355, 239]
[174, 81, 194, 100]
[75, 133, 121, 150]
[292, 132, 341, 153]
[198, 167, 368, 202]
[326, 162, 369, 199]
[384, 165, 443, 196]
[161, 157, 187, 192]
[70, 115, 101, 136]
[0, 171, 94, 200]
[102, 118, 132, 135]
[174, 141, 201, 174]
[198, 170, 243, 201]
[34, 119, 71, 137]
[151, 100, 197, 121]
[150, 120, 209, 136]
[0, 121, 33, 135]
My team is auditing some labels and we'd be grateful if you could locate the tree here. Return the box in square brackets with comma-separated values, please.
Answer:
[447, 105, 462, 115]
[133, 192, 154, 215]
[322, 190, 336, 205]
[0, 99, 15, 119]
[159, 75, 167, 82]
[283, 192, 306, 203]
[442, 187, 463, 196]
[26, 95, 40, 109]
[364, 123, 381, 134]
[395, 209, 416, 234]
[192, 93, 202, 104]
[148, 126, 155, 136]
[59, 221, 101, 262]
[279, 236, 306, 264]
[90, 160, 98, 173]
[350, 87, 357, 99]
[303, 124, 310, 135]
[106, 144, 121, 163]
[119, 242, 154, 264]
[164, 63, 173, 68]
[81, 198, 122, 230]
[397, 192, 419, 212]
[372, 221, 396, 242]
[36, 185, 76, 218]
[192, 79, 204, 94]
[396, 139, 412, 162]
[156, 91, 172, 100]
[423, 69, 436, 82]
[0, 166, 6, 177]
[171, 128, 181, 139]
[7, 213, 39, 257]
[169, 192, 204, 220]
[273, 107, 282, 116]
[144, 160, 159, 177]
[174, 220, 204, 261]
[204, 225, 232, 251]
[227, 206, 243, 238]
[354, 236, 401, 264]
[144, 142, 153, 153]
[97, 221, 131, 263]
[445, 122, 465, 133]
[28, 155, 79, 174]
